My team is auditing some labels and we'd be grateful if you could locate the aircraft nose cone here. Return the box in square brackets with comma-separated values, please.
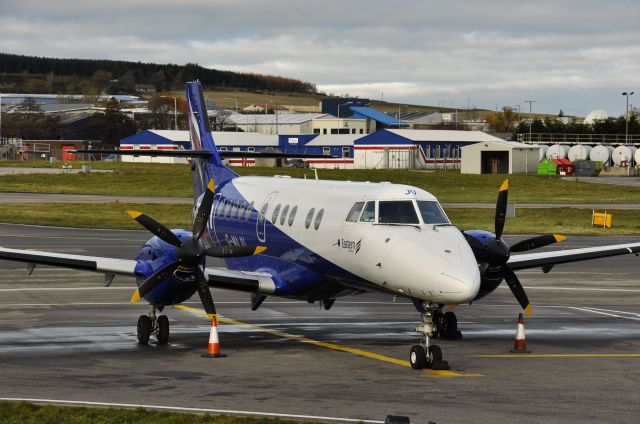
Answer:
[438, 264, 480, 303]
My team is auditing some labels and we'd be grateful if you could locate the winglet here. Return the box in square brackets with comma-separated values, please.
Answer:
[553, 234, 567, 243]
[500, 180, 509, 192]
[127, 210, 142, 220]
[524, 304, 532, 317]
[130, 289, 141, 304]
[253, 246, 267, 255]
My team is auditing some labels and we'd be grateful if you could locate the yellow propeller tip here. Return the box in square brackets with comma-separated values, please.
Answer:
[447, 304, 459, 310]
[130, 289, 141, 304]
[207, 179, 215, 192]
[524, 305, 532, 317]
[553, 234, 567, 242]
[254, 246, 267, 255]
[499, 180, 509, 192]
[127, 210, 142, 219]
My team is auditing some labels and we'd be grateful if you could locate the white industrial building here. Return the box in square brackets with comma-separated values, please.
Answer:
[460, 140, 540, 174]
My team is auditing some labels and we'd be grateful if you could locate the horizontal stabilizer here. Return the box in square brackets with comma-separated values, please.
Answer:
[70, 149, 212, 157]
[71, 149, 335, 159]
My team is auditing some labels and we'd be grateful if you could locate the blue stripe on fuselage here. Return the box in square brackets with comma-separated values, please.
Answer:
[206, 178, 374, 297]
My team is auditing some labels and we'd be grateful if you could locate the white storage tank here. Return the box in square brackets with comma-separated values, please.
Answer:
[534, 145, 549, 161]
[546, 144, 570, 159]
[589, 145, 614, 165]
[634, 148, 640, 166]
[612, 145, 637, 166]
[568, 145, 592, 161]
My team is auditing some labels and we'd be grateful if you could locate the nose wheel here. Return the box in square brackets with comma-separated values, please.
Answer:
[137, 305, 170, 344]
[410, 301, 450, 370]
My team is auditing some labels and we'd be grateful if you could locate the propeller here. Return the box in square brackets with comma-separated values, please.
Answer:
[128, 178, 266, 318]
[466, 180, 566, 316]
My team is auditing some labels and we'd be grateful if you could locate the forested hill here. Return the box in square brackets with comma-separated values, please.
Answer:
[0, 53, 317, 95]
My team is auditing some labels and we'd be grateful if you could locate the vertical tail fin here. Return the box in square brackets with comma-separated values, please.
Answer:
[185, 81, 238, 199]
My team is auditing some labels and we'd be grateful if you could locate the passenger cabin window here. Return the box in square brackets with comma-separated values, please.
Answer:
[378, 201, 419, 224]
[245, 201, 254, 220]
[323, 147, 330, 156]
[417, 201, 450, 224]
[305, 207, 315, 229]
[346, 202, 364, 222]
[272, 204, 281, 223]
[280, 205, 290, 225]
[230, 202, 238, 219]
[360, 201, 375, 222]
[288, 205, 297, 226]
[258, 203, 268, 224]
[314, 208, 324, 230]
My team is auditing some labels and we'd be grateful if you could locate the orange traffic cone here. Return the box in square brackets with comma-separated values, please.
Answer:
[202, 315, 226, 358]
[511, 313, 530, 353]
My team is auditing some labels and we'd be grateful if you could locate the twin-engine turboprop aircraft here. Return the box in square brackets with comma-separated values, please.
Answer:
[2, 81, 640, 370]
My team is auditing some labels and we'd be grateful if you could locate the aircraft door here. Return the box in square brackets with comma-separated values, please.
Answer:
[257, 191, 278, 243]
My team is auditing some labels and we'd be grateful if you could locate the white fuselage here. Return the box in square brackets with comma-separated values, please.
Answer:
[207, 176, 481, 304]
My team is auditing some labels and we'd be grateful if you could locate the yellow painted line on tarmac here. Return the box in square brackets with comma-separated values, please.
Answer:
[217, 316, 482, 378]
[473, 353, 640, 358]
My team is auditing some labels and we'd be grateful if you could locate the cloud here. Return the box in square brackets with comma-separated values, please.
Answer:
[1, 0, 639, 116]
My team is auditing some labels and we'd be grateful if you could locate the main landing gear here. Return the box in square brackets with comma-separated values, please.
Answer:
[137, 305, 170, 344]
[409, 301, 451, 370]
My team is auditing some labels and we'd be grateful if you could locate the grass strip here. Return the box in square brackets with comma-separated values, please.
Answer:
[0, 203, 638, 235]
[0, 203, 192, 230]
[2, 161, 640, 203]
[0, 401, 322, 424]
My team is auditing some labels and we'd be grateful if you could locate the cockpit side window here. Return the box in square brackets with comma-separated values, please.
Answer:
[346, 202, 365, 222]
[359, 201, 375, 222]
[378, 201, 419, 224]
[417, 200, 450, 224]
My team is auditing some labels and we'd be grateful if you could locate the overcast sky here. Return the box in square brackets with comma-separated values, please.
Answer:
[2, 0, 639, 116]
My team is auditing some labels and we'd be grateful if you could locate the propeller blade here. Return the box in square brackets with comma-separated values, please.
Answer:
[127, 211, 182, 247]
[193, 179, 215, 242]
[205, 245, 267, 258]
[131, 260, 181, 304]
[503, 266, 531, 317]
[510, 234, 566, 253]
[495, 180, 509, 240]
[196, 267, 217, 318]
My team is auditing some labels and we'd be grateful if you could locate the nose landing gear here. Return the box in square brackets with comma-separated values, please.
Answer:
[137, 305, 170, 344]
[409, 301, 450, 370]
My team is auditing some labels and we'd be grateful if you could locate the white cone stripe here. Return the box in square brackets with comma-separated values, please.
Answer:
[515, 323, 525, 340]
[208, 326, 219, 344]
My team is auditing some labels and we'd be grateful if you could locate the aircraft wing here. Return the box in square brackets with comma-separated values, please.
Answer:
[508, 242, 640, 271]
[0, 247, 137, 276]
[0, 246, 277, 294]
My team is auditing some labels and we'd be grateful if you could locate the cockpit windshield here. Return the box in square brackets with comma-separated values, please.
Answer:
[417, 200, 450, 224]
[378, 201, 419, 224]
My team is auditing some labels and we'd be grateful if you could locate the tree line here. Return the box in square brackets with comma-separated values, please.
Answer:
[486, 106, 640, 137]
[0, 53, 317, 95]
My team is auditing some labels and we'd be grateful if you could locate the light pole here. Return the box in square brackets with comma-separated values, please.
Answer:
[622, 91, 634, 144]
[337, 101, 353, 119]
[524, 100, 535, 143]
[159, 95, 178, 130]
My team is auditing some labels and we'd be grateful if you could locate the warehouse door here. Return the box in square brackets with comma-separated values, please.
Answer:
[481, 151, 509, 174]
[62, 145, 75, 161]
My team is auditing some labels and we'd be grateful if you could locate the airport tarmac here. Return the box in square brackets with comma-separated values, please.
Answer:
[1, 223, 639, 423]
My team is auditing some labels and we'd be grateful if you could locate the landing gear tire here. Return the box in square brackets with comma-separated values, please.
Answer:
[427, 345, 442, 366]
[156, 315, 170, 344]
[410, 345, 427, 370]
[440, 311, 462, 340]
[137, 315, 152, 344]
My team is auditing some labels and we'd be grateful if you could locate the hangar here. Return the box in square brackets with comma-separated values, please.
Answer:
[460, 140, 540, 174]
[353, 129, 504, 169]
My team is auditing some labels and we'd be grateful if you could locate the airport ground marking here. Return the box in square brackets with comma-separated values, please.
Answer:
[217, 316, 483, 378]
[0, 398, 384, 423]
[567, 306, 640, 322]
